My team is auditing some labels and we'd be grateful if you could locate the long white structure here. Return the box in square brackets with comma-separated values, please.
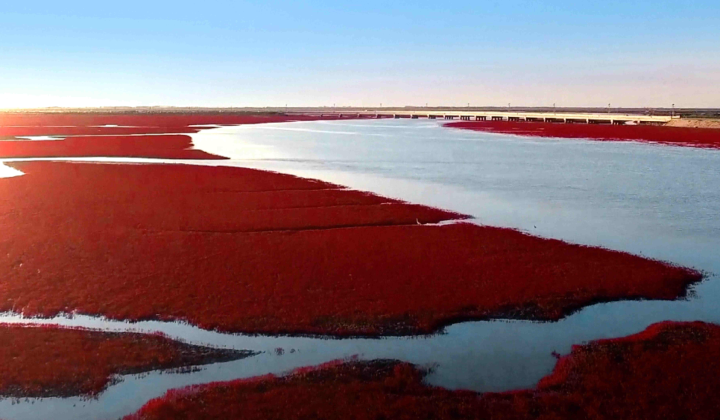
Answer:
[303, 110, 678, 125]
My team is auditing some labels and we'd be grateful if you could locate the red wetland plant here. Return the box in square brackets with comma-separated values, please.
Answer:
[0, 135, 223, 160]
[0, 324, 251, 398]
[0, 161, 700, 336]
[126, 321, 720, 420]
[0, 113, 343, 159]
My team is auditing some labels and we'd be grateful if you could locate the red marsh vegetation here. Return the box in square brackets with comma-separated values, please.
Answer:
[0, 113, 336, 134]
[127, 321, 720, 420]
[446, 120, 720, 149]
[0, 135, 224, 160]
[0, 324, 252, 398]
[0, 113, 341, 159]
[0, 161, 700, 336]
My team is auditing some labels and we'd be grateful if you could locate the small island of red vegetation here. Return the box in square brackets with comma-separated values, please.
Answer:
[0, 113, 338, 160]
[0, 161, 700, 336]
[446, 120, 720, 149]
[0, 134, 225, 160]
[127, 321, 720, 420]
[0, 324, 252, 398]
[0, 112, 334, 131]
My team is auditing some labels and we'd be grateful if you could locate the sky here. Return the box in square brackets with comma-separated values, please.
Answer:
[0, 1, 718, 108]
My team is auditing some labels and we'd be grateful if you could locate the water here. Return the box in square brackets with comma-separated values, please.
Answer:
[1, 119, 719, 419]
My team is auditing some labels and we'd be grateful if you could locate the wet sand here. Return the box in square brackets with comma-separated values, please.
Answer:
[666, 118, 720, 129]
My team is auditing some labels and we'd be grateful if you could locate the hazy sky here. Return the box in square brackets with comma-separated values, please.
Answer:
[1, 1, 718, 108]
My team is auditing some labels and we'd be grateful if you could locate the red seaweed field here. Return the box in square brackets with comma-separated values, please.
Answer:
[127, 321, 720, 420]
[0, 160, 700, 336]
[446, 120, 720, 149]
[0, 324, 251, 398]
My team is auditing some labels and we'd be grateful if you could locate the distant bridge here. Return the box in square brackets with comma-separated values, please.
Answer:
[300, 110, 678, 125]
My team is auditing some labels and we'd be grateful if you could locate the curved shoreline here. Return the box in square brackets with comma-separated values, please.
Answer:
[126, 321, 720, 420]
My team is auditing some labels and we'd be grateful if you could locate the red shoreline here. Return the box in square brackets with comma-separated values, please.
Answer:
[445, 121, 720, 149]
[1, 160, 700, 336]
[0, 134, 224, 160]
[0, 324, 251, 398]
[126, 321, 720, 420]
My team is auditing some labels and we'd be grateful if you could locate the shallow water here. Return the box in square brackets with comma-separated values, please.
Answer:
[1, 119, 719, 419]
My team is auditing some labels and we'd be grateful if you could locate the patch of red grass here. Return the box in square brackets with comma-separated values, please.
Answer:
[0, 135, 223, 160]
[126, 321, 720, 420]
[446, 121, 720, 149]
[0, 161, 699, 336]
[0, 126, 199, 137]
[0, 324, 251, 398]
[0, 113, 340, 159]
